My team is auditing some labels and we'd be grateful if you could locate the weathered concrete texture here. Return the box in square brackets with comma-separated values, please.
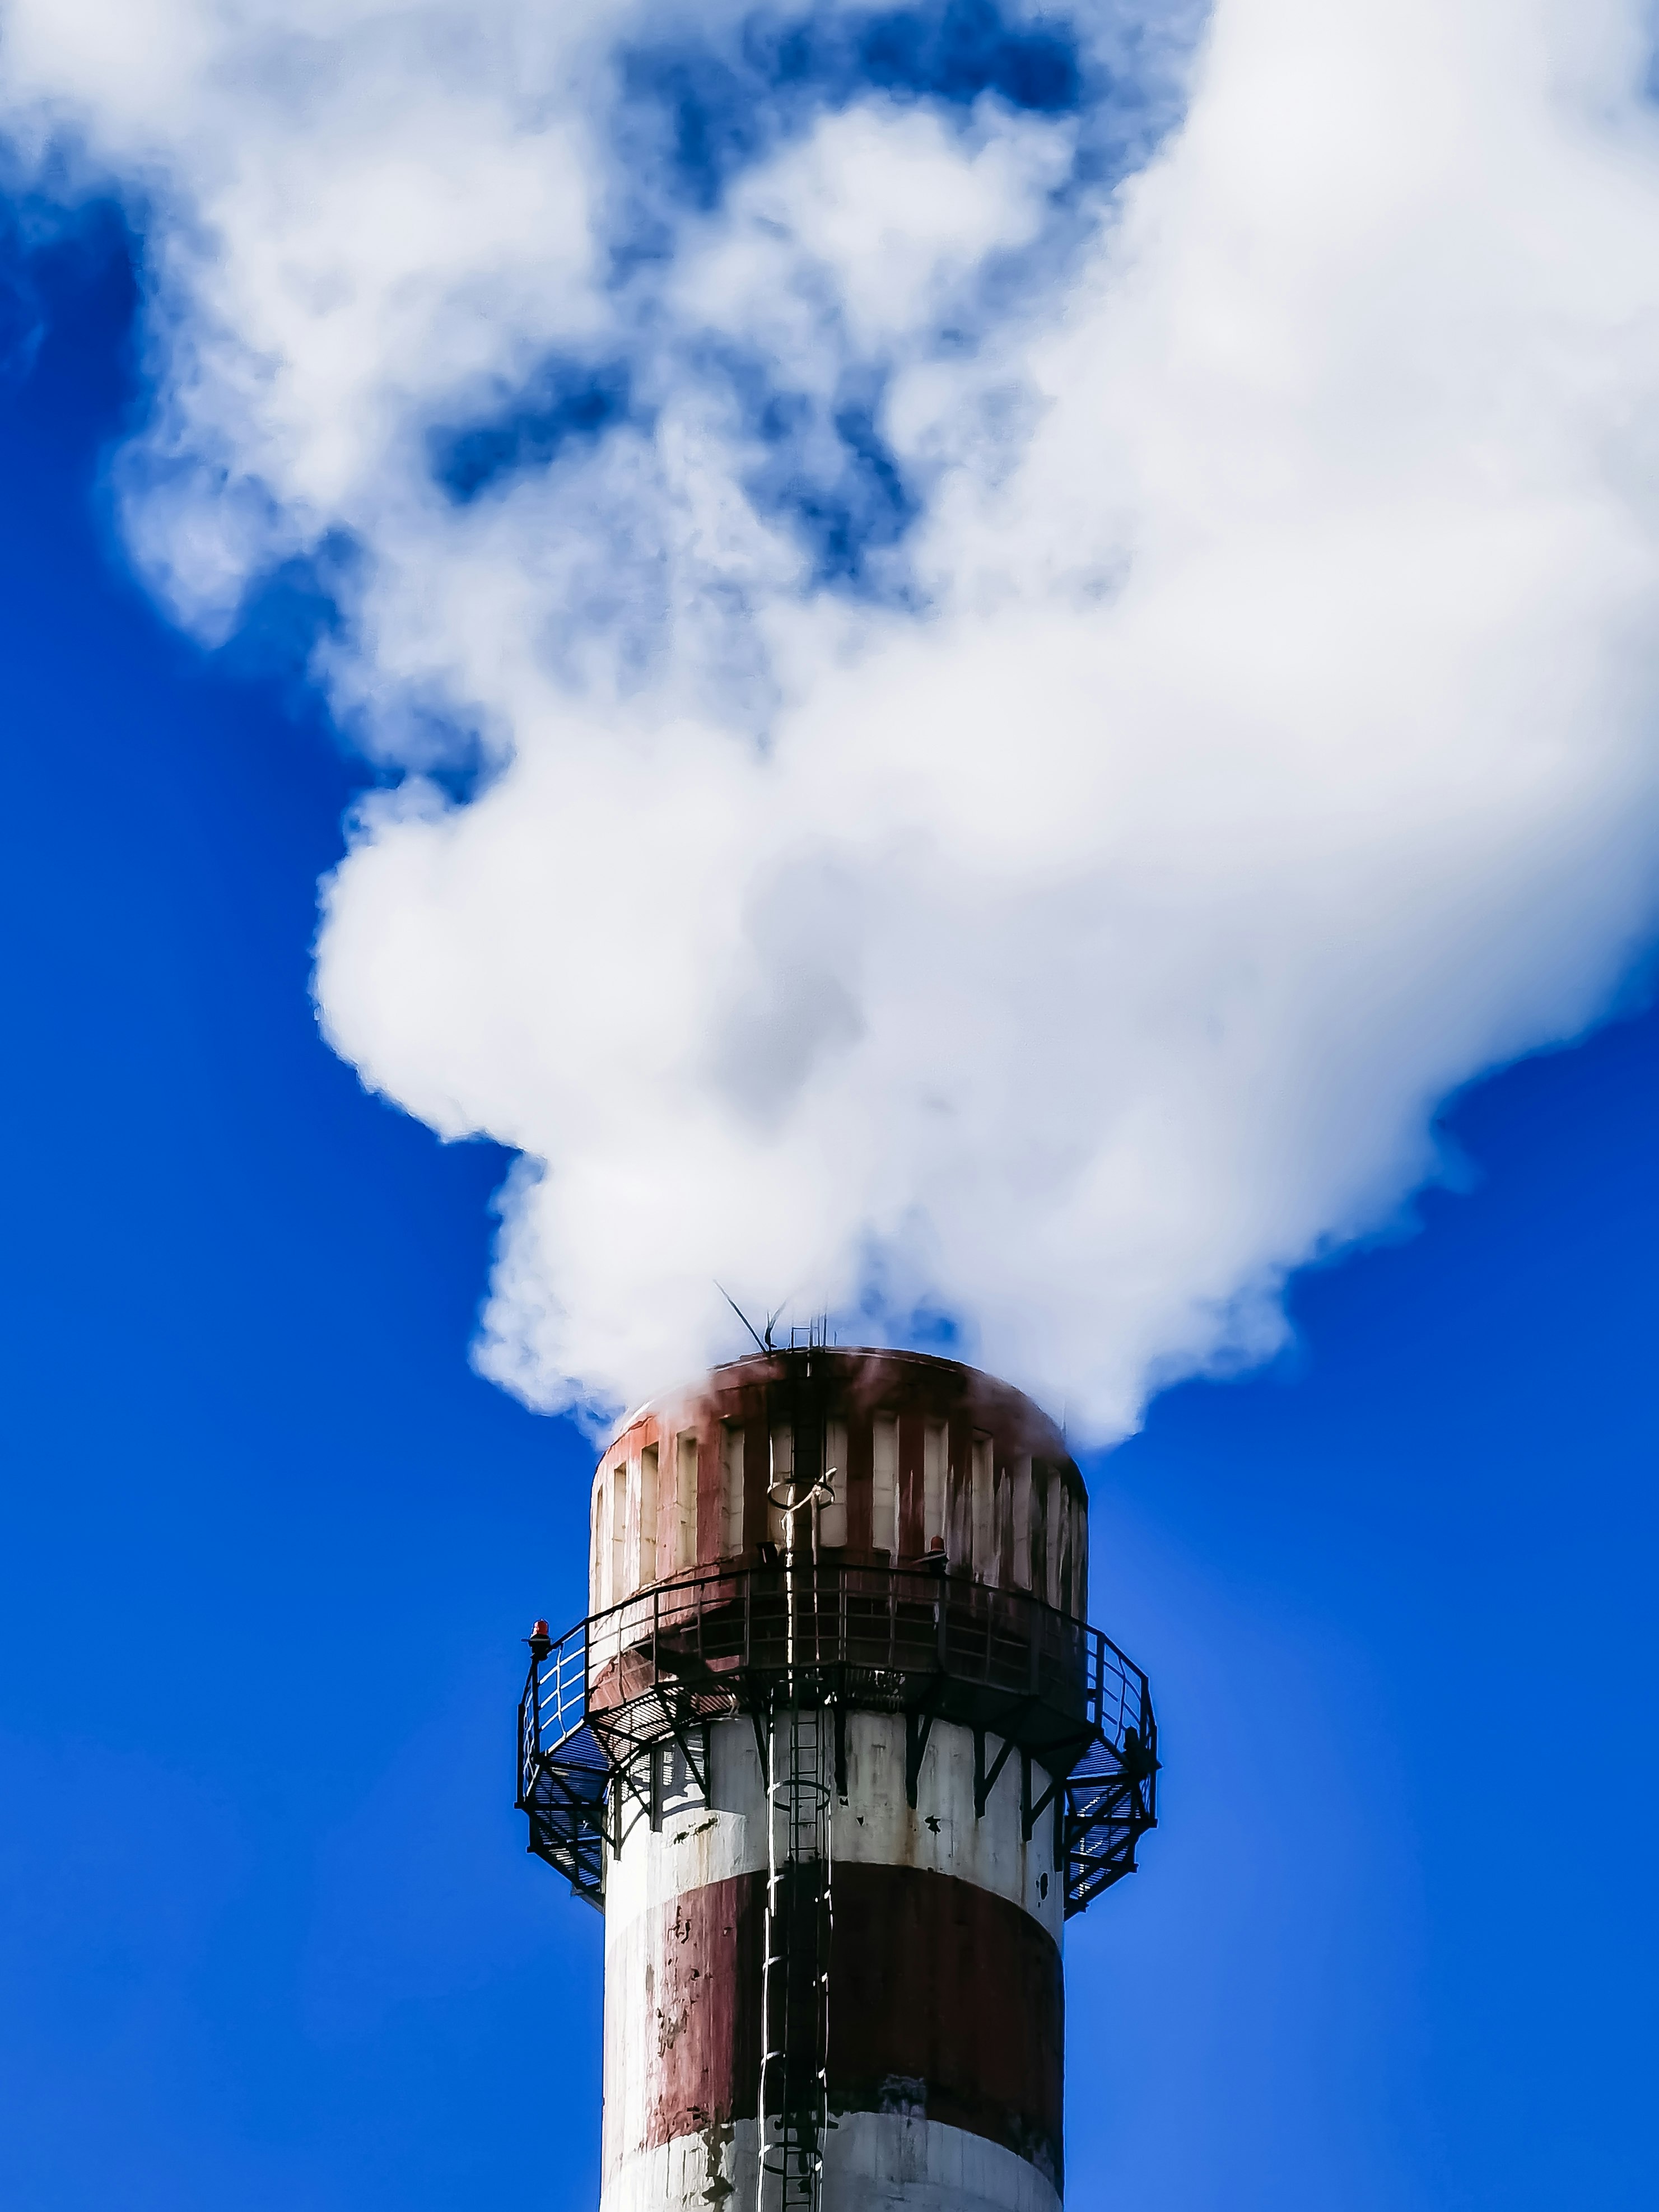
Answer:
[837, 1714, 1066, 1943]
[605, 1715, 1063, 1945]
[603, 1870, 763, 2183]
[828, 1862, 1064, 2190]
[600, 2115, 1061, 2212]
[590, 1345, 1089, 1618]
[604, 1865, 1062, 2188]
[821, 2113, 1063, 2212]
[603, 1711, 1067, 2193]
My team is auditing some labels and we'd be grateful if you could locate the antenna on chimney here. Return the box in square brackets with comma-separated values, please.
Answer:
[715, 1280, 770, 1357]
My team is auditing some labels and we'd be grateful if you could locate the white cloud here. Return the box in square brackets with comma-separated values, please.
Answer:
[679, 98, 1074, 361]
[6, 0, 1659, 1436]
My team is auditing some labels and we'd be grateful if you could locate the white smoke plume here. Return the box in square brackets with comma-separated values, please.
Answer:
[6, 0, 1659, 1435]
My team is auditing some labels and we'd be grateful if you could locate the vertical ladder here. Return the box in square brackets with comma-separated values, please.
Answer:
[757, 1693, 832, 2211]
[758, 1418, 836, 2212]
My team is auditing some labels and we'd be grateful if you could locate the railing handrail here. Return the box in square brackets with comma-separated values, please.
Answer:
[516, 1558, 1158, 1920]
[522, 1557, 1153, 1777]
[554, 1556, 1147, 1682]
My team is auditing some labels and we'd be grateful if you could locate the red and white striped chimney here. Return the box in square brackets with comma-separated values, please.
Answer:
[518, 1345, 1157, 2212]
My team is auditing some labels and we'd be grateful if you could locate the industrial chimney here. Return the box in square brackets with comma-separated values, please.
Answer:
[516, 1344, 1158, 2212]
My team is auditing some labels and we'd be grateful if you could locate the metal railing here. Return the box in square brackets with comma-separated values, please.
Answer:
[516, 1560, 1157, 1917]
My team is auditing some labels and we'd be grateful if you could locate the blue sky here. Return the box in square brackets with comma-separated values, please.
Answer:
[4, 22, 1659, 2212]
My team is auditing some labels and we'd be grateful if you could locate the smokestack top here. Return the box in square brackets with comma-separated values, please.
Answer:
[589, 1343, 1089, 1622]
[618, 1343, 1070, 1461]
